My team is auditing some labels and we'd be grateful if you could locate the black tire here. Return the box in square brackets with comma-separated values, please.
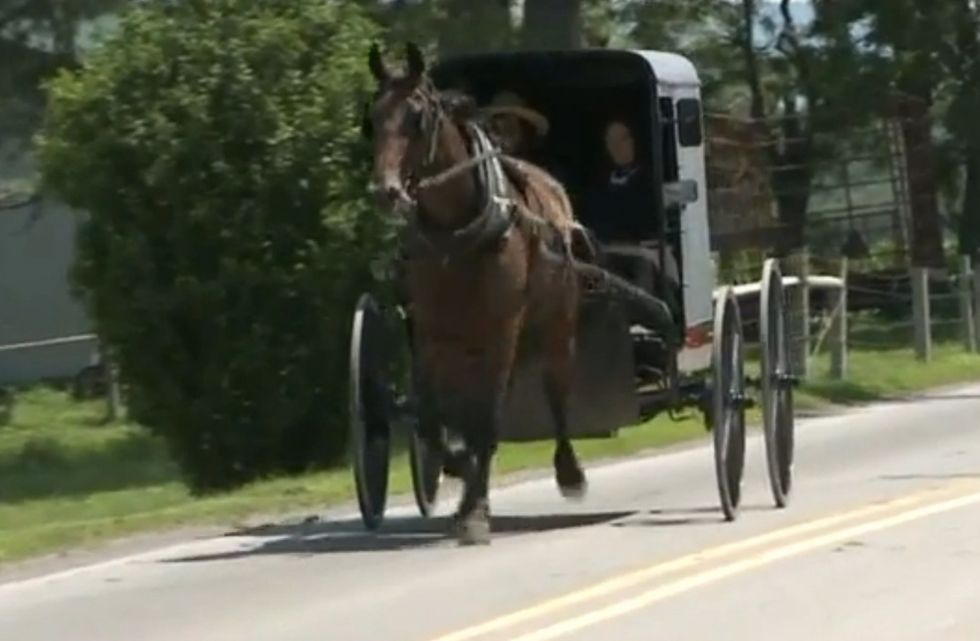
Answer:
[394, 309, 443, 518]
[760, 259, 795, 508]
[349, 293, 392, 530]
[712, 288, 747, 522]
[409, 429, 443, 517]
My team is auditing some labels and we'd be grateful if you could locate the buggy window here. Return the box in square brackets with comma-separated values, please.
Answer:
[676, 98, 703, 147]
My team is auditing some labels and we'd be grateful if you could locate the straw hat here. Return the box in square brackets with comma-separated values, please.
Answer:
[481, 91, 550, 138]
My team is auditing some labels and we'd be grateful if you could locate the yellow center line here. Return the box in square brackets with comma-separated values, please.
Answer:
[511, 486, 980, 641]
[426, 481, 978, 641]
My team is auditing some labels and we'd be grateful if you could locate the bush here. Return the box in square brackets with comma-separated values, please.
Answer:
[38, 0, 389, 491]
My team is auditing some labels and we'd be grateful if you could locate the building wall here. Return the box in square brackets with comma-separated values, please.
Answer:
[0, 199, 96, 385]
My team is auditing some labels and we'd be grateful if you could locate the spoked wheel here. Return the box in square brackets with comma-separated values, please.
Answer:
[409, 429, 443, 517]
[396, 312, 444, 518]
[712, 288, 747, 522]
[760, 259, 796, 508]
[349, 293, 392, 530]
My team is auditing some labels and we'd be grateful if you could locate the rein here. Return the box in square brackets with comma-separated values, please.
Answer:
[413, 149, 579, 256]
[415, 150, 502, 192]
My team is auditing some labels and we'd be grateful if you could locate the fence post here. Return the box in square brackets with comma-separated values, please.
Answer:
[960, 255, 977, 353]
[911, 266, 932, 362]
[787, 248, 810, 379]
[830, 257, 848, 379]
[104, 351, 123, 423]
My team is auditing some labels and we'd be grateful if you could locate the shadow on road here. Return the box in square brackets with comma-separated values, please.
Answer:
[612, 504, 770, 528]
[164, 511, 633, 562]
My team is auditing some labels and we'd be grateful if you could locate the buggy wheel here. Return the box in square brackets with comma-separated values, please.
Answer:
[409, 429, 443, 517]
[760, 259, 796, 508]
[712, 288, 747, 522]
[395, 310, 443, 518]
[349, 293, 392, 530]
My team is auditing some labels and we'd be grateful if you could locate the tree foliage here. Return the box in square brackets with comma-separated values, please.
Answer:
[625, 0, 743, 105]
[812, 0, 980, 258]
[38, 0, 386, 491]
[358, 0, 607, 55]
[0, 0, 126, 132]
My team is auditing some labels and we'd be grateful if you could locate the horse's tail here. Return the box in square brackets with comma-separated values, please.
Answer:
[572, 261, 679, 347]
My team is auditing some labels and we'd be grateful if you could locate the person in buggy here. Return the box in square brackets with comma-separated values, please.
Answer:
[480, 91, 567, 185]
[584, 119, 680, 307]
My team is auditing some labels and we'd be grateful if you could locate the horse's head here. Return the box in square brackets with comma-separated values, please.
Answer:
[364, 43, 476, 215]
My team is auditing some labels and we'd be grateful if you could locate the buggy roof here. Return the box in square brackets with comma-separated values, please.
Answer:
[432, 49, 700, 91]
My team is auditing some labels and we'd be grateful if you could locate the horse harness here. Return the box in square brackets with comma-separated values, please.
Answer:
[401, 123, 518, 262]
[395, 83, 577, 266]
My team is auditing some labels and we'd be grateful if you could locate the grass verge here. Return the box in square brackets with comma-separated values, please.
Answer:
[1, 343, 978, 565]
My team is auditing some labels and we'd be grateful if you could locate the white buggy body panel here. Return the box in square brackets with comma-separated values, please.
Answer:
[635, 51, 714, 373]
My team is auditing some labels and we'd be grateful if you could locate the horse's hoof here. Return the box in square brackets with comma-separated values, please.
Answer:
[452, 502, 491, 546]
[558, 478, 588, 501]
[457, 518, 491, 546]
[556, 465, 588, 501]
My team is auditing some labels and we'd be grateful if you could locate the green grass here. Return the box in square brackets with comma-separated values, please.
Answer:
[1, 344, 979, 564]
[802, 344, 980, 405]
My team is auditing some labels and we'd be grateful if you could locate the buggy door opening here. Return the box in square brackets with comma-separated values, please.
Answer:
[432, 50, 677, 313]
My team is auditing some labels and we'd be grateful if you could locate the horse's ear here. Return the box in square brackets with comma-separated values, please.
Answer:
[440, 90, 477, 122]
[405, 41, 426, 79]
[369, 43, 388, 82]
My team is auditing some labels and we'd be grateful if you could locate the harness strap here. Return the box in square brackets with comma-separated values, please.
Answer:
[402, 123, 516, 261]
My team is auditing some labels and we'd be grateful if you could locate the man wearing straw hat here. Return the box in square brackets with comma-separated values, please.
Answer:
[481, 90, 596, 259]
[481, 90, 551, 164]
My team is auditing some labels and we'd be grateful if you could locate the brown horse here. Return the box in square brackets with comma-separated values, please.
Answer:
[365, 43, 676, 544]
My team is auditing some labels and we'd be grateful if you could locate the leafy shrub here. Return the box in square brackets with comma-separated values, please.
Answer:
[38, 0, 388, 491]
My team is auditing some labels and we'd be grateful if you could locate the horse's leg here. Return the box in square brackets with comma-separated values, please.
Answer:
[544, 301, 587, 498]
[414, 364, 470, 479]
[454, 437, 495, 546]
[451, 385, 504, 545]
[451, 324, 521, 545]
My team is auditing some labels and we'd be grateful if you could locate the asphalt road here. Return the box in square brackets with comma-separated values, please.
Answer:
[2, 384, 980, 641]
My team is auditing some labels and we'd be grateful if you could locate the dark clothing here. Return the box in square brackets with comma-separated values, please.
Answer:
[521, 149, 568, 188]
[583, 164, 657, 243]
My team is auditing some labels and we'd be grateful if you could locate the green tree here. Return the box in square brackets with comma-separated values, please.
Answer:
[38, 0, 386, 491]
[1, 0, 126, 135]
[522, 0, 583, 49]
[625, 0, 743, 105]
[811, 0, 959, 266]
[357, 0, 615, 58]
[631, 0, 824, 252]
[442, 0, 512, 54]
[358, 0, 512, 56]
[936, 0, 980, 259]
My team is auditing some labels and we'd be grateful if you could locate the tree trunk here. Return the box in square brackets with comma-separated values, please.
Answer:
[521, 0, 583, 50]
[959, 147, 980, 262]
[770, 95, 811, 254]
[892, 90, 946, 269]
[440, 0, 512, 56]
[739, 0, 765, 120]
